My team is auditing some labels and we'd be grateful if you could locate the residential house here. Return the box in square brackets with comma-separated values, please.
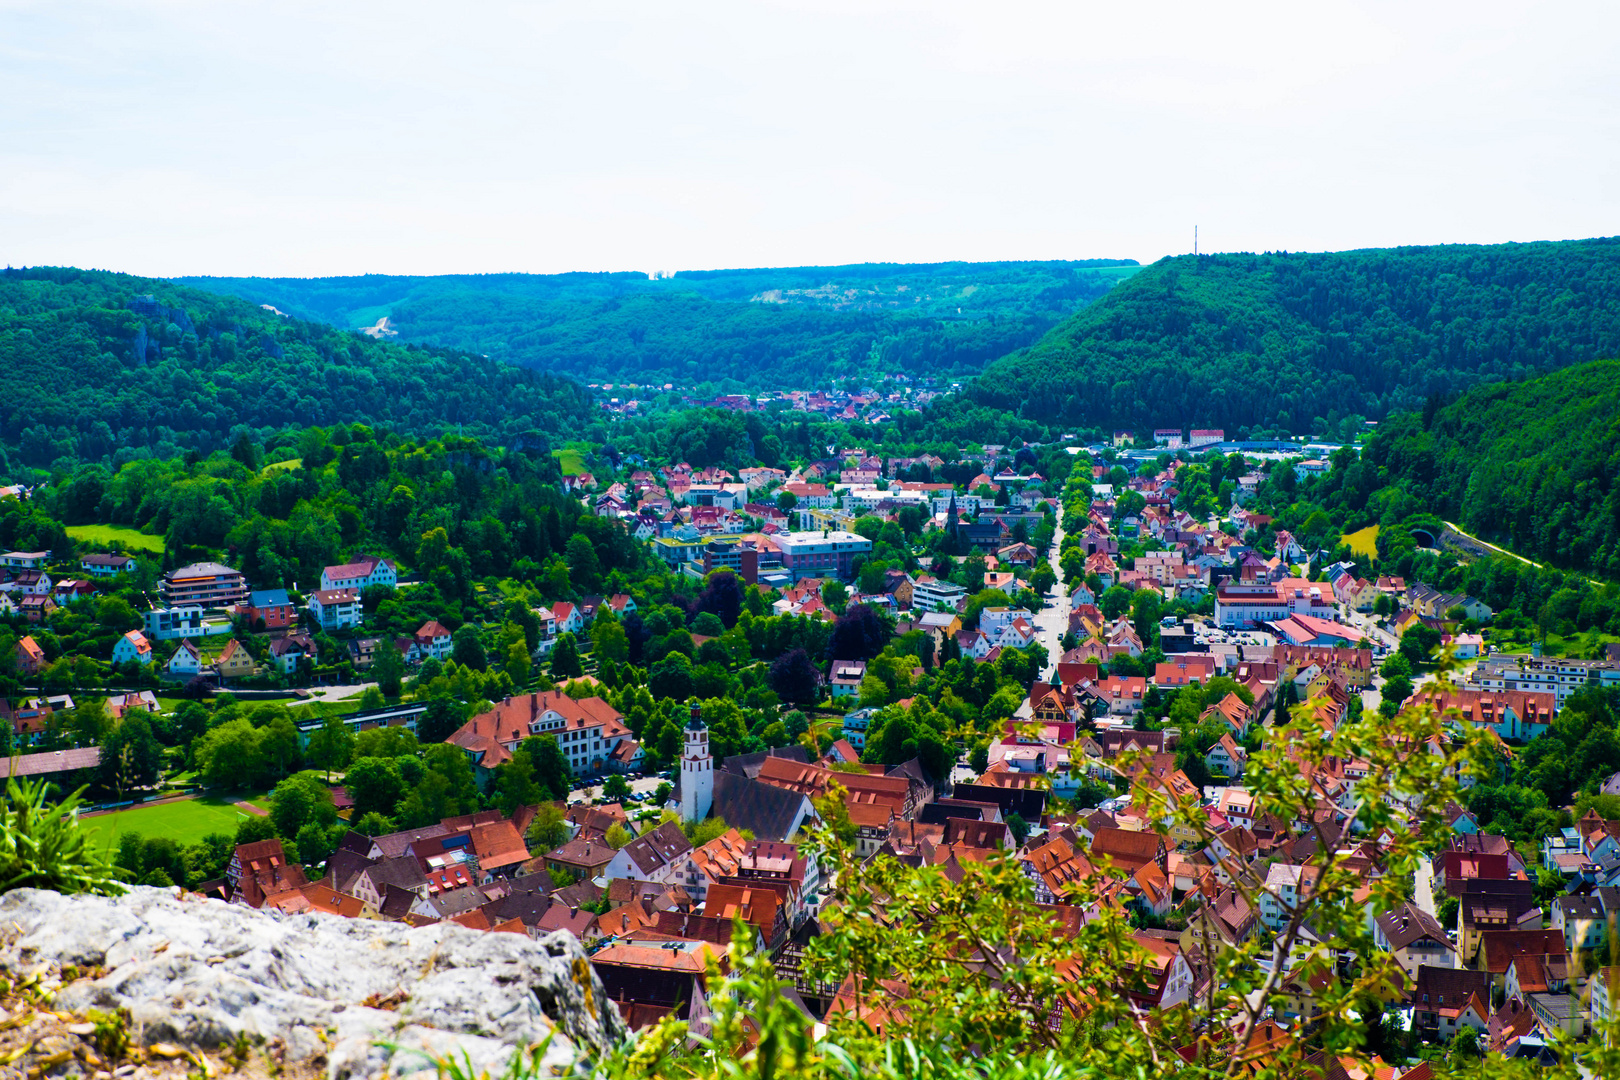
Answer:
[829, 660, 868, 700]
[1090, 827, 1168, 877]
[1180, 889, 1258, 955]
[1205, 733, 1248, 779]
[52, 579, 97, 607]
[348, 637, 382, 669]
[1375, 902, 1455, 978]
[111, 630, 153, 667]
[268, 633, 316, 675]
[166, 639, 203, 680]
[213, 638, 258, 680]
[603, 822, 694, 886]
[1090, 676, 1147, 716]
[309, 588, 363, 630]
[242, 588, 296, 631]
[143, 606, 208, 641]
[1551, 894, 1606, 956]
[1258, 862, 1319, 932]
[1411, 966, 1491, 1041]
[1201, 692, 1254, 737]
[1479, 928, 1567, 988]
[414, 621, 454, 661]
[19, 593, 57, 623]
[994, 617, 1037, 650]
[1, 569, 51, 597]
[1592, 966, 1620, 1035]
[80, 553, 137, 577]
[15, 635, 45, 677]
[544, 837, 616, 880]
[1457, 878, 1538, 963]
[551, 603, 585, 636]
[227, 839, 308, 909]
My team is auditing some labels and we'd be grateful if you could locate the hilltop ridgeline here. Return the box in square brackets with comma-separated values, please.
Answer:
[0, 267, 593, 472]
[962, 237, 1620, 437]
[177, 261, 1140, 388]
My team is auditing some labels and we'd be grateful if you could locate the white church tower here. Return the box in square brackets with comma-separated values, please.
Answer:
[679, 700, 713, 823]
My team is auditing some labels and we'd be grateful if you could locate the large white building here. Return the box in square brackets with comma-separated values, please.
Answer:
[320, 555, 398, 593]
[774, 530, 873, 582]
[1214, 578, 1336, 629]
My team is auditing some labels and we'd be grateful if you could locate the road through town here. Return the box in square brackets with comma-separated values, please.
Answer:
[1033, 517, 1072, 681]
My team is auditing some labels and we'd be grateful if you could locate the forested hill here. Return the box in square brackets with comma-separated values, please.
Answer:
[964, 238, 1620, 438]
[1363, 359, 1620, 578]
[0, 267, 593, 473]
[176, 261, 1140, 388]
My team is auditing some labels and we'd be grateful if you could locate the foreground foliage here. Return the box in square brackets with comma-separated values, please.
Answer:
[0, 775, 124, 896]
[424, 671, 1620, 1079]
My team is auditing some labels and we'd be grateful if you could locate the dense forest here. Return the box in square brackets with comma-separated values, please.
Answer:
[0, 267, 594, 471]
[959, 238, 1620, 438]
[177, 261, 1139, 388]
[1364, 360, 1620, 578]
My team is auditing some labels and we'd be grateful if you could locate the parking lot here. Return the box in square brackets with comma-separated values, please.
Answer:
[570, 771, 669, 806]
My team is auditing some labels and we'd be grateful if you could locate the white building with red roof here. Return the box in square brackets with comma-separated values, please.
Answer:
[448, 691, 634, 782]
[320, 555, 397, 592]
[414, 620, 453, 661]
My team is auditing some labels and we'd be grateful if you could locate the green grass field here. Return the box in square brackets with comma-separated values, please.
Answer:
[65, 524, 164, 554]
[79, 793, 269, 848]
[261, 457, 303, 475]
[553, 448, 588, 474]
[1342, 524, 1380, 560]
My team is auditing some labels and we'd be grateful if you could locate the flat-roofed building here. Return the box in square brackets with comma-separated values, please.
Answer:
[160, 561, 248, 608]
[774, 531, 872, 582]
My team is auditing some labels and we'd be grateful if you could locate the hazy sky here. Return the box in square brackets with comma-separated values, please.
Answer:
[3, 1, 1617, 277]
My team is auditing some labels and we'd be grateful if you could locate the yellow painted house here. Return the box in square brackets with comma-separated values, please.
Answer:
[213, 638, 259, 680]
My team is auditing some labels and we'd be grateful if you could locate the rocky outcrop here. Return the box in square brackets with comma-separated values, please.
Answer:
[0, 887, 626, 1078]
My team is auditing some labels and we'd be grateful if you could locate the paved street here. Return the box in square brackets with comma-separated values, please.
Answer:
[1412, 854, 1457, 967]
[1032, 516, 1073, 680]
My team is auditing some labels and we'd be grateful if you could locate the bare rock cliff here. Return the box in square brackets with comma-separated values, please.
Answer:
[0, 887, 626, 1078]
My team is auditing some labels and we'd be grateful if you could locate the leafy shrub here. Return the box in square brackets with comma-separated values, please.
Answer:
[0, 775, 124, 896]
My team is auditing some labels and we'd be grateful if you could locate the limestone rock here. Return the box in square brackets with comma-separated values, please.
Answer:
[0, 887, 626, 1078]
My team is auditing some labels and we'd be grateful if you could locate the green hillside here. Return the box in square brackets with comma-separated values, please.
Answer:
[0, 267, 594, 472]
[1364, 359, 1620, 577]
[177, 260, 1140, 388]
[963, 238, 1620, 438]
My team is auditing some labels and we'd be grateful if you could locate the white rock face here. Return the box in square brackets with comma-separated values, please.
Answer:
[0, 887, 626, 1078]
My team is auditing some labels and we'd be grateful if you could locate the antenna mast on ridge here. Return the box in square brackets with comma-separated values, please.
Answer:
[1194, 225, 1198, 256]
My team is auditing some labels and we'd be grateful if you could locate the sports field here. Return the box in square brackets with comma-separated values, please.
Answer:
[65, 524, 164, 553]
[79, 793, 269, 848]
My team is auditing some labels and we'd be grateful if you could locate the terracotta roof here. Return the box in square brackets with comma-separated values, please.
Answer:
[591, 942, 719, 974]
[470, 820, 530, 871]
[1090, 827, 1163, 872]
[1481, 929, 1565, 974]
[703, 883, 781, 931]
[449, 692, 629, 770]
